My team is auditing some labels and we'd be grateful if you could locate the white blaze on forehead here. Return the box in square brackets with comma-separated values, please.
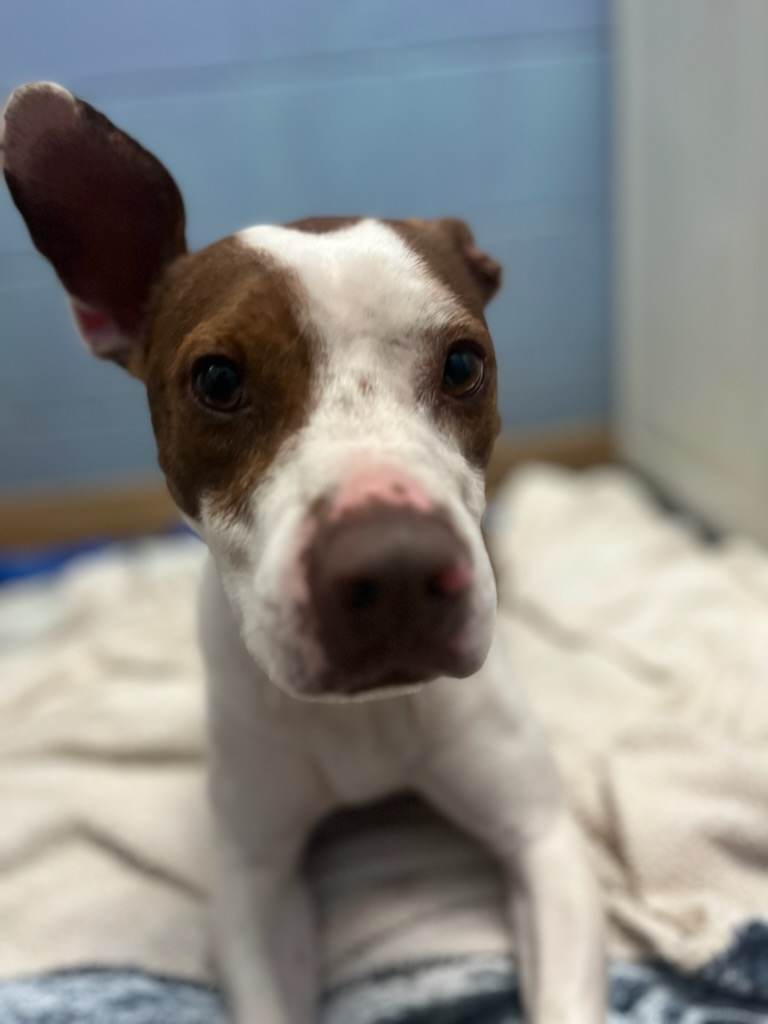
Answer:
[234, 218, 479, 493]
[237, 219, 462, 355]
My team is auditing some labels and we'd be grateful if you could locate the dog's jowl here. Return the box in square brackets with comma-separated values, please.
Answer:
[3, 82, 605, 1024]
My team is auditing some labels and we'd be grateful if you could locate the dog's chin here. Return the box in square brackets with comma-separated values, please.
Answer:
[244, 586, 497, 703]
[267, 642, 492, 703]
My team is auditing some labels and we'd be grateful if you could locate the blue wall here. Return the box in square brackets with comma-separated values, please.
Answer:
[0, 0, 611, 492]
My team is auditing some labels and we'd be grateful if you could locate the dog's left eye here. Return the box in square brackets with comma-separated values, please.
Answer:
[442, 344, 484, 398]
[192, 356, 244, 411]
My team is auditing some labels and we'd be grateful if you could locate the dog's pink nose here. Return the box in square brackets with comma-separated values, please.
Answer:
[306, 505, 473, 691]
[329, 466, 433, 520]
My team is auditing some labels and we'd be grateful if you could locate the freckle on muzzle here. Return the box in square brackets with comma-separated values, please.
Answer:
[304, 504, 473, 692]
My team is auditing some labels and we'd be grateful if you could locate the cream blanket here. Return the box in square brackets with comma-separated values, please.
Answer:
[2, 465, 767, 985]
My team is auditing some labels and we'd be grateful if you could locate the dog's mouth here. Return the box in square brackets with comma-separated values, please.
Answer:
[280, 618, 483, 701]
[320, 665, 439, 698]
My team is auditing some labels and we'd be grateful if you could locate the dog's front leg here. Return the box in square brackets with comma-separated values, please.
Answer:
[207, 740, 329, 1024]
[505, 810, 605, 1024]
[201, 562, 331, 1023]
[418, 677, 605, 1024]
[212, 828, 316, 1024]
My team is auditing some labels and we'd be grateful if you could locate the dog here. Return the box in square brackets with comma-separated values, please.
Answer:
[3, 82, 604, 1024]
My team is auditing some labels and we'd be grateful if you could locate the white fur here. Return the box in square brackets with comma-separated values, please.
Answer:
[197, 220, 605, 1021]
[202, 562, 605, 1024]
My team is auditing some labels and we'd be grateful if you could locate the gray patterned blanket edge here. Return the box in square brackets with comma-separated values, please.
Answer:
[1, 921, 767, 1024]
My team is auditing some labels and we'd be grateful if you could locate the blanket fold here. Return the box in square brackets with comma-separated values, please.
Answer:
[2, 465, 767, 991]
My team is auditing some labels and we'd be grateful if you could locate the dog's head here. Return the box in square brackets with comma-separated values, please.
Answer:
[3, 83, 502, 698]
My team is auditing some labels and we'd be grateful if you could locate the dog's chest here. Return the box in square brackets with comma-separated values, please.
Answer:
[298, 698, 421, 806]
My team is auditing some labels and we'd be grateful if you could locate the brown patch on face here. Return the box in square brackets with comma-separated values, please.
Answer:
[387, 218, 502, 469]
[393, 218, 501, 313]
[417, 321, 500, 469]
[141, 238, 313, 520]
[358, 377, 373, 397]
[287, 216, 362, 236]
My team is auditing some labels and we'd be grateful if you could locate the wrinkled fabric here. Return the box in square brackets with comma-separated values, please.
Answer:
[2, 465, 768, 987]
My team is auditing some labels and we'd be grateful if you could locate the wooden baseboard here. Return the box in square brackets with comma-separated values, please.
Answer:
[0, 478, 180, 549]
[486, 424, 615, 495]
[0, 424, 614, 548]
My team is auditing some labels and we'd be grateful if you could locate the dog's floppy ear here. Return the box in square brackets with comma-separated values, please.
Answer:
[433, 217, 501, 305]
[2, 82, 187, 372]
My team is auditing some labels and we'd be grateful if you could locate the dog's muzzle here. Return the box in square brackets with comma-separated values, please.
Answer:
[304, 502, 474, 694]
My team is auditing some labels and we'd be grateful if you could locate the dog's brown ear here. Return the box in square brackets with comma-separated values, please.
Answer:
[432, 217, 502, 305]
[2, 82, 187, 372]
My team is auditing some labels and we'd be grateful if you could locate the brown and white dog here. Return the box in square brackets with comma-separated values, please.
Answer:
[2, 83, 604, 1024]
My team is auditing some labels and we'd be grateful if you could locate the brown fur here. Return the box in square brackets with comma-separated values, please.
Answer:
[142, 239, 313, 521]
[420, 324, 500, 469]
[394, 217, 502, 310]
[392, 219, 501, 468]
[3, 87, 186, 340]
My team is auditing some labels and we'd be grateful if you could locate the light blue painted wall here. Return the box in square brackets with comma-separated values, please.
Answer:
[0, 1, 611, 492]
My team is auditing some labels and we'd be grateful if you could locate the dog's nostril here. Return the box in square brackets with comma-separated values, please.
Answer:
[344, 577, 380, 611]
[427, 562, 472, 599]
[426, 572, 451, 599]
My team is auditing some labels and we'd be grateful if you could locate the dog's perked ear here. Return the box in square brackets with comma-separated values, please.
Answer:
[432, 217, 502, 305]
[2, 82, 187, 374]
[403, 216, 501, 308]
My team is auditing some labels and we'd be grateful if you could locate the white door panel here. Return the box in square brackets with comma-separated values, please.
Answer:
[616, 0, 768, 541]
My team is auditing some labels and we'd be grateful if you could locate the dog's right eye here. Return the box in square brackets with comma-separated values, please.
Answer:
[192, 356, 244, 412]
